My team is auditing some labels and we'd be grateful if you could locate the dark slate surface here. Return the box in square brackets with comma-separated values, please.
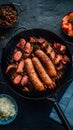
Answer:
[0, 0, 73, 130]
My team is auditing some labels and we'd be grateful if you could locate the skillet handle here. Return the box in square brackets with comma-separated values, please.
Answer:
[47, 97, 72, 130]
[13, 26, 27, 37]
[53, 101, 72, 130]
[65, 41, 73, 46]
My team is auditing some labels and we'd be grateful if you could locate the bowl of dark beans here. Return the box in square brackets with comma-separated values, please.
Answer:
[0, 3, 23, 28]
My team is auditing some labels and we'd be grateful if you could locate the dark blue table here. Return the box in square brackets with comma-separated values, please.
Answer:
[0, 0, 73, 130]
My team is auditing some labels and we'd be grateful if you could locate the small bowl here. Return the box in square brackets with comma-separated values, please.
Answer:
[0, 94, 18, 125]
[0, 4, 18, 28]
[61, 11, 73, 37]
[0, 3, 23, 28]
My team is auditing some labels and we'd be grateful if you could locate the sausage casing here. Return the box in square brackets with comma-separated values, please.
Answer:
[32, 57, 55, 88]
[35, 50, 57, 77]
[24, 58, 45, 91]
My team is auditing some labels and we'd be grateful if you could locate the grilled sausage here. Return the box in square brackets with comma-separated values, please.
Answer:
[35, 50, 57, 77]
[32, 57, 55, 88]
[24, 58, 45, 91]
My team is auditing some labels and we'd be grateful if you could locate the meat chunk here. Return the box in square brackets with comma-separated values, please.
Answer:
[54, 54, 70, 65]
[54, 54, 63, 64]
[30, 37, 47, 47]
[36, 37, 46, 44]
[13, 50, 22, 61]
[54, 42, 66, 53]
[13, 74, 22, 85]
[29, 37, 36, 43]
[46, 45, 56, 60]
[16, 60, 25, 73]
[62, 55, 70, 64]
[16, 38, 26, 49]
[21, 75, 28, 86]
[24, 42, 33, 54]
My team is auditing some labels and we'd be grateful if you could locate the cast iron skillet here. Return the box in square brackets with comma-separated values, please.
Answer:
[1, 29, 73, 130]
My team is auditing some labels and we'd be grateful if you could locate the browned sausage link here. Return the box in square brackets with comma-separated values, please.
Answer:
[35, 50, 57, 77]
[32, 57, 55, 87]
[24, 58, 45, 91]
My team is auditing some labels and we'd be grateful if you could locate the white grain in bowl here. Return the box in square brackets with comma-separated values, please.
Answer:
[0, 96, 16, 121]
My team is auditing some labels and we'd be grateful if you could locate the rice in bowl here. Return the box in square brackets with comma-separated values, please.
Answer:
[0, 95, 17, 121]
